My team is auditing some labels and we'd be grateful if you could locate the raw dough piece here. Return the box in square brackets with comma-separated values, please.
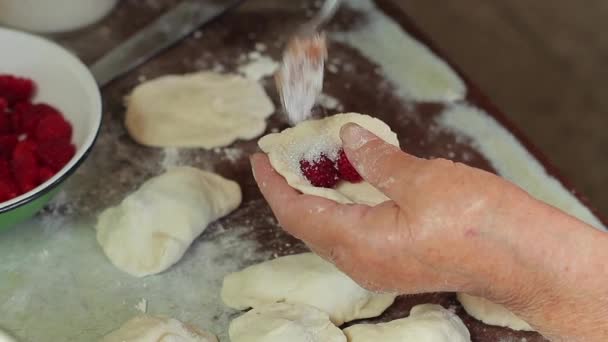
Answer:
[125, 72, 275, 148]
[457, 293, 533, 331]
[101, 315, 217, 342]
[221, 252, 396, 325]
[96, 167, 242, 277]
[344, 304, 471, 342]
[229, 302, 346, 342]
[258, 113, 399, 205]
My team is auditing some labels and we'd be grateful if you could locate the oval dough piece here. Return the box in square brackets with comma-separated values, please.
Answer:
[344, 304, 471, 342]
[258, 113, 399, 205]
[229, 302, 346, 342]
[101, 315, 217, 342]
[221, 253, 396, 325]
[125, 72, 275, 148]
[457, 293, 533, 331]
[96, 167, 242, 277]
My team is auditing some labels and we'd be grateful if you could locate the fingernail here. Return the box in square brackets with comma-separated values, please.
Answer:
[340, 123, 377, 150]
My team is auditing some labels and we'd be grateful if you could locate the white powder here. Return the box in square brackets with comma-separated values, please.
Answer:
[254, 42, 267, 52]
[161, 148, 181, 171]
[317, 93, 343, 111]
[135, 298, 147, 313]
[213, 147, 245, 164]
[237, 55, 279, 81]
[437, 104, 605, 230]
[332, 0, 466, 103]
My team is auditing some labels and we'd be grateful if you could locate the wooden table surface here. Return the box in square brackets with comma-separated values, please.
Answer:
[395, 0, 608, 218]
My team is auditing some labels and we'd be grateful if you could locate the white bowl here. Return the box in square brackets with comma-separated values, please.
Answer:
[0, 27, 102, 225]
[0, 0, 118, 34]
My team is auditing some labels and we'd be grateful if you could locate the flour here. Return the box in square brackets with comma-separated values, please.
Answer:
[135, 298, 147, 313]
[332, 0, 466, 103]
[237, 56, 279, 81]
[213, 147, 245, 164]
[437, 104, 605, 230]
[317, 93, 343, 111]
[161, 147, 181, 171]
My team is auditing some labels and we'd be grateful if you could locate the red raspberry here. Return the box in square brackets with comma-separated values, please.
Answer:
[0, 178, 19, 202]
[0, 75, 36, 105]
[39, 167, 55, 183]
[0, 159, 11, 179]
[12, 102, 62, 136]
[0, 97, 7, 112]
[300, 154, 339, 188]
[336, 149, 363, 183]
[11, 140, 39, 193]
[0, 113, 12, 134]
[37, 141, 75, 171]
[0, 135, 18, 160]
[35, 113, 72, 142]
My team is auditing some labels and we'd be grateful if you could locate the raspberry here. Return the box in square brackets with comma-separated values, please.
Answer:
[0, 178, 19, 202]
[336, 149, 363, 183]
[39, 167, 55, 183]
[300, 154, 339, 188]
[35, 113, 72, 142]
[0, 97, 7, 112]
[0, 113, 12, 134]
[0, 75, 36, 105]
[37, 141, 75, 171]
[0, 159, 11, 179]
[0, 135, 18, 159]
[12, 140, 39, 193]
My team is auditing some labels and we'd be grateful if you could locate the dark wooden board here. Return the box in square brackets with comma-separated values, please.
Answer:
[48, 0, 607, 340]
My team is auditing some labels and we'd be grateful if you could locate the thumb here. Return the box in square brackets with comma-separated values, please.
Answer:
[340, 122, 426, 206]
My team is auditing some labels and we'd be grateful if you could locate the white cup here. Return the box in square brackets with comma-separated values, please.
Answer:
[0, 0, 118, 33]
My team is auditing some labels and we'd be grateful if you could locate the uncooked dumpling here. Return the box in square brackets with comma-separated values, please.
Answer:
[258, 113, 399, 205]
[344, 304, 471, 342]
[457, 293, 533, 331]
[100, 315, 217, 342]
[125, 72, 275, 148]
[229, 302, 346, 342]
[96, 167, 242, 277]
[221, 253, 396, 325]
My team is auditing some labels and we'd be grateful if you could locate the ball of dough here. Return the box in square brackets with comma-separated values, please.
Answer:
[258, 113, 399, 205]
[344, 304, 471, 342]
[221, 253, 396, 325]
[125, 72, 275, 148]
[229, 302, 346, 342]
[96, 167, 242, 277]
[457, 293, 533, 331]
[101, 315, 217, 342]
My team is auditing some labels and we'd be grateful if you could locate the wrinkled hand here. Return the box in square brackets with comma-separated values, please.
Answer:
[251, 123, 608, 342]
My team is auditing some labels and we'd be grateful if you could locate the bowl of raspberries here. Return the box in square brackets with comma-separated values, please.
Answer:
[0, 27, 102, 229]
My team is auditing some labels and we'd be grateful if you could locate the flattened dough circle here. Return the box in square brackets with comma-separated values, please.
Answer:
[344, 304, 471, 341]
[126, 72, 275, 148]
[229, 303, 346, 342]
[258, 113, 399, 205]
[221, 252, 396, 325]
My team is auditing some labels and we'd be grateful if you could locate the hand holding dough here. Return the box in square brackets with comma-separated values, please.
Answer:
[101, 315, 217, 342]
[96, 167, 241, 277]
[229, 303, 346, 342]
[126, 72, 275, 148]
[344, 304, 471, 342]
[221, 253, 395, 325]
[258, 113, 399, 206]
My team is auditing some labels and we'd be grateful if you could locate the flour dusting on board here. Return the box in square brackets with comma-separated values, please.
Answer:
[437, 104, 605, 231]
[0, 220, 269, 341]
[237, 55, 279, 81]
[332, 0, 466, 103]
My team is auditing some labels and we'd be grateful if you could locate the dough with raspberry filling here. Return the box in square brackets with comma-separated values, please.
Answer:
[258, 113, 399, 205]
